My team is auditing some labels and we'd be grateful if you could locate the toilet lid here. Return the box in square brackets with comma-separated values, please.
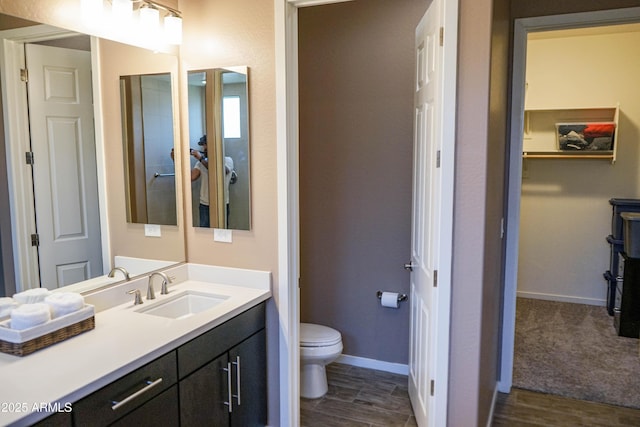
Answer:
[300, 323, 342, 347]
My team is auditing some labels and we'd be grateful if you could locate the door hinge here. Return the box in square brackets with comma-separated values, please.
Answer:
[25, 151, 34, 165]
[436, 150, 441, 168]
[433, 270, 438, 287]
[430, 379, 435, 396]
[20, 68, 28, 82]
[439, 27, 444, 46]
[31, 233, 39, 247]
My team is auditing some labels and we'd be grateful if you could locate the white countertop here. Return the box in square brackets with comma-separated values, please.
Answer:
[0, 265, 271, 426]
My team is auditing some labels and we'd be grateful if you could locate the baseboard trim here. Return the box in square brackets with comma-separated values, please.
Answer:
[336, 354, 409, 375]
[516, 291, 605, 306]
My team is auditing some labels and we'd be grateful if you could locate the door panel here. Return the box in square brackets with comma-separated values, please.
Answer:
[25, 43, 102, 288]
[409, 3, 441, 426]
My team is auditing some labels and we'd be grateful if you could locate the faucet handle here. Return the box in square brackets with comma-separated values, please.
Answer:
[127, 289, 143, 305]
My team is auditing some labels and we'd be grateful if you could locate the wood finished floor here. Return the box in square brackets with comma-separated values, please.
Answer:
[301, 363, 640, 426]
[301, 363, 417, 427]
[493, 388, 640, 426]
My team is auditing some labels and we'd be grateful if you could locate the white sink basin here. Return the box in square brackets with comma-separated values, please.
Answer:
[136, 290, 228, 319]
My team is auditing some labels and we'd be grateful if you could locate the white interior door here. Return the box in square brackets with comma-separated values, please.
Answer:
[25, 43, 102, 288]
[409, 2, 447, 426]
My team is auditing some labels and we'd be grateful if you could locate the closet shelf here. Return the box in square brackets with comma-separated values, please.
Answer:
[522, 104, 620, 164]
[523, 151, 614, 160]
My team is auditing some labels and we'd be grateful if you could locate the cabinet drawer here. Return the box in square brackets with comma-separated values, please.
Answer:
[110, 385, 179, 427]
[73, 351, 177, 426]
[178, 302, 265, 378]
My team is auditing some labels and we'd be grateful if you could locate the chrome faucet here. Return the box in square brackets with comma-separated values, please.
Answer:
[108, 266, 131, 281]
[147, 272, 172, 300]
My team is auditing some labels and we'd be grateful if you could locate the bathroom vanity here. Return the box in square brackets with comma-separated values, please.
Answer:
[0, 264, 271, 427]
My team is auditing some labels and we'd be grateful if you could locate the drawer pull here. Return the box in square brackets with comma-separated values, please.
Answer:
[232, 356, 241, 406]
[223, 362, 232, 413]
[110, 378, 163, 411]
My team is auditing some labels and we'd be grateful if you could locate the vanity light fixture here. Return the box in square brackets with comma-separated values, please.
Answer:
[111, 0, 134, 22]
[139, 3, 160, 35]
[163, 11, 183, 45]
[80, 0, 183, 45]
[81, 0, 104, 21]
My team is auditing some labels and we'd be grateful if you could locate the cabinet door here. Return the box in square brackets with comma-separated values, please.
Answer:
[32, 411, 71, 427]
[180, 353, 231, 427]
[229, 329, 266, 427]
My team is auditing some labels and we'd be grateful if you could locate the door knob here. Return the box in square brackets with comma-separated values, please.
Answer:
[404, 261, 415, 271]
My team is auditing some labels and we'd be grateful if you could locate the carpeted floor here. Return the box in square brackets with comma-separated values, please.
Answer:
[513, 297, 640, 409]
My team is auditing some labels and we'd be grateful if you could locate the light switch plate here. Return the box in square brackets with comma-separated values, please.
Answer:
[214, 228, 232, 243]
[145, 224, 162, 237]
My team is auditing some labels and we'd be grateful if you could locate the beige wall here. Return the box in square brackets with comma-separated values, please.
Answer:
[449, 0, 513, 422]
[180, 0, 278, 276]
[98, 39, 185, 263]
[519, 29, 640, 304]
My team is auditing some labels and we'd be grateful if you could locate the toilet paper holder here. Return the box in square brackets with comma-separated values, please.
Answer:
[376, 291, 407, 303]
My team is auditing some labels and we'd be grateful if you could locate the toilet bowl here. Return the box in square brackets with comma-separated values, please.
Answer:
[300, 323, 343, 399]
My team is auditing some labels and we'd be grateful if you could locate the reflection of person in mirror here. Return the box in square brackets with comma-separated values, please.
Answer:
[191, 135, 210, 227]
[224, 156, 234, 228]
[170, 135, 209, 227]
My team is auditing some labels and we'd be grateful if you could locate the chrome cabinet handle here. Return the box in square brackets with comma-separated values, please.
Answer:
[232, 356, 241, 406]
[111, 378, 163, 410]
[404, 261, 415, 271]
[223, 362, 233, 413]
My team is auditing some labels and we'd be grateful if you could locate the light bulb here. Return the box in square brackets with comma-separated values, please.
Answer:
[164, 14, 182, 45]
[81, 0, 104, 21]
[112, 0, 133, 22]
[139, 4, 160, 34]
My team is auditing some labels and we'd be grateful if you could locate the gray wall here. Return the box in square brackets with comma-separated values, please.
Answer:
[449, 1, 640, 425]
[449, 0, 510, 424]
[298, 0, 427, 364]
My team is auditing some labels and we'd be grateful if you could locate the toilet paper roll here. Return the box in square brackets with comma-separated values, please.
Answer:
[380, 292, 399, 309]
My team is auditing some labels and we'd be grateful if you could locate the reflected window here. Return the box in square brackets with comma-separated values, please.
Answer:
[223, 96, 241, 138]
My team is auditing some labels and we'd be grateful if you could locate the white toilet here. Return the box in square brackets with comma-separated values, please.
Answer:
[300, 323, 343, 399]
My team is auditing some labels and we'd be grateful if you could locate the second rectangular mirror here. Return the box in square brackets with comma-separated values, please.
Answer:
[187, 67, 250, 230]
[120, 72, 178, 226]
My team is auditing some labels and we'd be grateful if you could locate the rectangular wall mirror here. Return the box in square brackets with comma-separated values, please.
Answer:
[120, 72, 178, 226]
[187, 67, 251, 230]
[0, 13, 185, 296]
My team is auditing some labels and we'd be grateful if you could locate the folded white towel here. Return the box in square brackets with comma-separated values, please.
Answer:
[13, 288, 51, 304]
[0, 297, 18, 318]
[10, 303, 51, 330]
[45, 292, 85, 319]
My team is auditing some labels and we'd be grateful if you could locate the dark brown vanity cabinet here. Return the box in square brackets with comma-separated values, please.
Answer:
[31, 302, 266, 427]
[178, 303, 266, 427]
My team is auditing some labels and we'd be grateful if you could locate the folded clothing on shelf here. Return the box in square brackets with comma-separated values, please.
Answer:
[10, 303, 51, 330]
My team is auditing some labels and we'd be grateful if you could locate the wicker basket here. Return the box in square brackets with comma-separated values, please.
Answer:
[0, 305, 95, 357]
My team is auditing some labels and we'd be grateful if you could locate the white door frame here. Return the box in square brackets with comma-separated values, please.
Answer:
[500, 6, 640, 393]
[275, 1, 457, 425]
[0, 25, 110, 291]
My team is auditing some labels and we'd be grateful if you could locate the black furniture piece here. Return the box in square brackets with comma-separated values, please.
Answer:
[604, 199, 640, 315]
[615, 253, 640, 338]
